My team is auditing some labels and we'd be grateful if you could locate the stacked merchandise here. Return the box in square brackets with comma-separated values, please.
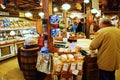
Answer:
[52, 52, 84, 80]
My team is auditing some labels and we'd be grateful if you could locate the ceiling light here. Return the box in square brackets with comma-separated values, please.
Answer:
[61, 3, 71, 11]
[39, 0, 42, 6]
[38, 11, 44, 18]
[53, 7, 58, 12]
[25, 12, 33, 17]
[0, 4, 6, 9]
[10, 30, 15, 36]
[91, 8, 98, 14]
[84, 0, 90, 3]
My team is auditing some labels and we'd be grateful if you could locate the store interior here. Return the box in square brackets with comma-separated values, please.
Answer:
[0, 0, 120, 80]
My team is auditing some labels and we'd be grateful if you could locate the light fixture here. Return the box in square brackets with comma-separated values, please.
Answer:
[84, 0, 90, 3]
[53, 7, 58, 12]
[0, 4, 6, 9]
[38, 11, 44, 18]
[61, 3, 71, 11]
[10, 30, 15, 36]
[39, 0, 42, 6]
[91, 8, 98, 14]
[25, 12, 33, 17]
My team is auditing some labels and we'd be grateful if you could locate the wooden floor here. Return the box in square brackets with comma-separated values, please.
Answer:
[0, 57, 120, 80]
[0, 57, 24, 80]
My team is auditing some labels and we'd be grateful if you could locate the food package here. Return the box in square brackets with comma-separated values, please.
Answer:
[69, 63, 76, 74]
[76, 75, 82, 80]
[60, 54, 68, 62]
[53, 64, 62, 73]
[59, 48, 64, 52]
[67, 54, 75, 62]
[77, 61, 84, 75]
[52, 75, 58, 80]
[52, 57, 62, 74]
[36, 53, 51, 74]
[61, 63, 70, 74]
[72, 69, 79, 75]
[74, 53, 84, 60]
[77, 61, 83, 70]
[53, 57, 61, 65]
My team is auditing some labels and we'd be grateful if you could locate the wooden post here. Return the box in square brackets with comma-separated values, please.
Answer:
[86, 4, 92, 39]
[36, 19, 42, 34]
[42, 0, 53, 52]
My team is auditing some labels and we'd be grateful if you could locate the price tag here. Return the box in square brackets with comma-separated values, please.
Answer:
[77, 63, 83, 70]
[70, 63, 76, 70]
[56, 65, 62, 72]
[62, 63, 68, 71]
[72, 70, 79, 75]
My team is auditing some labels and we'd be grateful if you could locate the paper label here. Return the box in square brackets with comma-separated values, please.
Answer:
[77, 63, 83, 70]
[72, 70, 79, 75]
[70, 63, 76, 70]
[56, 65, 61, 72]
[62, 63, 68, 71]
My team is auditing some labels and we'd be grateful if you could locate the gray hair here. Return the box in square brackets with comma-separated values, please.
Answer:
[99, 17, 113, 27]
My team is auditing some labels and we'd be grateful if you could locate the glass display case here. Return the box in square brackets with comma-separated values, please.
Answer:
[14, 41, 24, 54]
[0, 43, 14, 61]
[0, 17, 39, 61]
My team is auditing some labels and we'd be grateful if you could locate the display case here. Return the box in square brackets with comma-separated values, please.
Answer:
[0, 16, 39, 61]
[0, 43, 14, 61]
[14, 41, 24, 54]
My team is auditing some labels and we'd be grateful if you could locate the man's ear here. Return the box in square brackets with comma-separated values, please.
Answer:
[100, 23, 105, 28]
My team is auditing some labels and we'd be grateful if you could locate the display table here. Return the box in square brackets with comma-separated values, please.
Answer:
[51, 44, 99, 80]
[52, 53, 84, 80]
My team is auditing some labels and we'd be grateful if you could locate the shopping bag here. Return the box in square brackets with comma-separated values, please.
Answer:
[36, 52, 52, 74]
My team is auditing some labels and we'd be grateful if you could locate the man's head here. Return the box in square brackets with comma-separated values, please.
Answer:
[99, 17, 113, 28]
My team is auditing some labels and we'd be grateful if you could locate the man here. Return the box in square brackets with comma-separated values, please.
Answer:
[76, 18, 85, 33]
[70, 22, 77, 32]
[89, 17, 120, 80]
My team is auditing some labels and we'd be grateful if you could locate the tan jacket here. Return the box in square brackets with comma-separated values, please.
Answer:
[89, 26, 120, 71]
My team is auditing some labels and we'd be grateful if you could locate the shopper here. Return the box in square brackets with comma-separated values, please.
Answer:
[76, 18, 85, 33]
[93, 21, 100, 32]
[70, 22, 77, 32]
[89, 17, 120, 80]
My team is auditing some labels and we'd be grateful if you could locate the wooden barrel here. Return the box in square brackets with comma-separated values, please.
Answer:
[82, 55, 99, 80]
[18, 46, 40, 80]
